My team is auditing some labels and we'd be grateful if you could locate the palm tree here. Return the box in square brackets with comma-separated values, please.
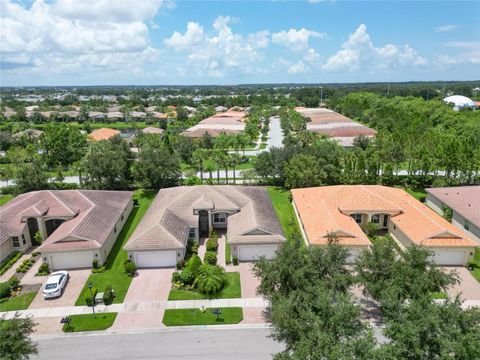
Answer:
[192, 149, 205, 181]
[229, 153, 242, 184]
[212, 150, 223, 184]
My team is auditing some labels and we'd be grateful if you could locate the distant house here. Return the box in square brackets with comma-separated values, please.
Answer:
[59, 111, 79, 120]
[88, 128, 121, 141]
[107, 111, 124, 121]
[142, 126, 164, 135]
[182, 110, 247, 138]
[426, 186, 480, 244]
[88, 111, 106, 121]
[292, 185, 477, 265]
[215, 106, 228, 112]
[129, 111, 146, 120]
[124, 186, 285, 267]
[0, 190, 133, 268]
[295, 107, 376, 148]
[12, 129, 44, 140]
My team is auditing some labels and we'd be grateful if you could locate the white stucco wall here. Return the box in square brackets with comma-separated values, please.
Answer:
[452, 212, 480, 244]
[425, 194, 445, 215]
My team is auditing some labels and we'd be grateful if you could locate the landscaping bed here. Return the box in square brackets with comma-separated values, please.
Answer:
[469, 248, 480, 283]
[75, 190, 155, 306]
[0, 251, 22, 276]
[0, 291, 37, 312]
[62, 312, 117, 332]
[169, 272, 241, 300]
[163, 307, 243, 326]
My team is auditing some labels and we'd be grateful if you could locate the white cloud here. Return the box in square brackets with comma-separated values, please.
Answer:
[322, 24, 426, 72]
[434, 24, 460, 33]
[164, 16, 268, 77]
[437, 41, 480, 66]
[272, 28, 326, 51]
[304, 48, 320, 62]
[288, 61, 308, 74]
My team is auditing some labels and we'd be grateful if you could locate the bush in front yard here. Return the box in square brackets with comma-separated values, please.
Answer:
[194, 264, 227, 295]
[0, 282, 10, 299]
[124, 261, 137, 277]
[84, 286, 98, 306]
[103, 285, 114, 305]
[233, 256, 239, 266]
[92, 259, 99, 269]
[204, 251, 217, 265]
[37, 263, 50, 276]
[180, 269, 195, 286]
[186, 255, 202, 273]
[7, 275, 20, 290]
[206, 238, 218, 252]
[172, 272, 182, 283]
[176, 260, 185, 270]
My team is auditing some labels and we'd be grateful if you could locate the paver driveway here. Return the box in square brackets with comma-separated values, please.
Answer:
[124, 268, 174, 303]
[235, 263, 261, 298]
[445, 266, 480, 300]
[28, 269, 90, 309]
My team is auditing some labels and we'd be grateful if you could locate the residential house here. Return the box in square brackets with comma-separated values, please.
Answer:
[182, 110, 247, 138]
[124, 186, 285, 267]
[88, 128, 121, 141]
[291, 185, 477, 265]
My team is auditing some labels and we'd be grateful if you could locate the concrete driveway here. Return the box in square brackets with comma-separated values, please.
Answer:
[445, 266, 480, 300]
[28, 269, 90, 309]
[124, 268, 174, 303]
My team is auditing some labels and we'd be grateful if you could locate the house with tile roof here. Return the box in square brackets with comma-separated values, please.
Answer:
[124, 186, 285, 267]
[0, 190, 133, 269]
[426, 186, 480, 244]
[181, 110, 247, 138]
[87, 128, 121, 141]
[291, 185, 477, 265]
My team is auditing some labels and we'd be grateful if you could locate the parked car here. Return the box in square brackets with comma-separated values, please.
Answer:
[42, 271, 69, 299]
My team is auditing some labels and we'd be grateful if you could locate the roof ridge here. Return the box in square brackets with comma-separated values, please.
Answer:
[48, 190, 78, 215]
[361, 185, 404, 212]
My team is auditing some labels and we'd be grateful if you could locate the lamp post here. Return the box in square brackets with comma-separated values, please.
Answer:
[88, 282, 96, 319]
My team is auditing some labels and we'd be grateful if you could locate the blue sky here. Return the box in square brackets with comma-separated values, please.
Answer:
[1, 0, 479, 85]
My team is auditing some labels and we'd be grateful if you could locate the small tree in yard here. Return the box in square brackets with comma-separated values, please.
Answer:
[0, 314, 38, 360]
[124, 261, 137, 277]
[366, 222, 379, 237]
[194, 264, 227, 295]
[33, 231, 42, 245]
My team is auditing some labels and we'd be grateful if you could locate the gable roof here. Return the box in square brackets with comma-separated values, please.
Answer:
[88, 128, 121, 141]
[426, 186, 480, 228]
[292, 185, 477, 248]
[0, 190, 132, 251]
[124, 186, 285, 251]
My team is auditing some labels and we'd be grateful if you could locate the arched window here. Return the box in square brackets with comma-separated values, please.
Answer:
[371, 214, 380, 224]
[351, 213, 362, 224]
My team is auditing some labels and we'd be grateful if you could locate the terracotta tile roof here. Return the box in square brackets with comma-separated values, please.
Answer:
[292, 185, 478, 248]
[88, 128, 121, 141]
[426, 186, 480, 228]
[124, 186, 285, 251]
[0, 190, 132, 251]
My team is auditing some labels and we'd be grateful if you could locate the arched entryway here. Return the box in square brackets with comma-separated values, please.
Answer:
[198, 210, 209, 237]
[45, 218, 66, 237]
[27, 218, 39, 244]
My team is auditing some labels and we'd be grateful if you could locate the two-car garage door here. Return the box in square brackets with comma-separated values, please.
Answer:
[432, 249, 468, 265]
[50, 252, 92, 270]
[134, 251, 177, 268]
[238, 245, 278, 261]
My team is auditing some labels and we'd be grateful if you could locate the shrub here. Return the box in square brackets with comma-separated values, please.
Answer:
[209, 229, 218, 241]
[206, 238, 218, 252]
[180, 269, 195, 286]
[8, 276, 20, 290]
[0, 251, 22, 275]
[92, 266, 106, 273]
[103, 285, 114, 305]
[186, 255, 202, 273]
[176, 260, 185, 270]
[37, 263, 50, 276]
[366, 222, 379, 237]
[92, 259, 99, 269]
[204, 251, 217, 265]
[225, 241, 232, 265]
[0, 282, 11, 299]
[84, 286, 98, 306]
[233, 256, 239, 266]
[172, 272, 182, 284]
[31, 251, 39, 257]
[191, 243, 199, 254]
[34, 231, 43, 245]
[124, 261, 137, 277]
[194, 264, 227, 295]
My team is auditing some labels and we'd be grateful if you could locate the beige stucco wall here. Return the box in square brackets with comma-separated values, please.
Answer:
[452, 212, 480, 244]
[425, 194, 445, 215]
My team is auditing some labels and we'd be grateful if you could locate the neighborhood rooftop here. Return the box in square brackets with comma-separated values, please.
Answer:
[182, 110, 247, 138]
[0, 190, 133, 252]
[88, 127, 121, 141]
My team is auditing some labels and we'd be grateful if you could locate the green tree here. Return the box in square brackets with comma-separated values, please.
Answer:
[194, 264, 227, 295]
[15, 158, 48, 193]
[41, 123, 87, 167]
[283, 154, 325, 189]
[134, 141, 181, 189]
[0, 314, 38, 360]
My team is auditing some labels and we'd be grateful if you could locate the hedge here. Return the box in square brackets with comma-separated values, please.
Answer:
[0, 251, 22, 275]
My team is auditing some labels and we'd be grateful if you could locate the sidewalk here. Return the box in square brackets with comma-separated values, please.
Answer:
[0, 297, 269, 320]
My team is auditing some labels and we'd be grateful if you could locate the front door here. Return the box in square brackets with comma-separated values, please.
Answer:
[199, 210, 209, 237]
[383, 215, 389, 228]
[27, 218, 39, 244]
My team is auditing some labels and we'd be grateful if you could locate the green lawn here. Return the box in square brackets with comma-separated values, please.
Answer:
[431, 292, 448, 300]
[163, 307, 243, 326]
[267, 186, 301, 242]
[0, 291, 37, 312]
[75, 190, 156, 306]
[0, 194, 14, 206]
[225, 237, 232, 265]
[404, 187, 427, 202]
[470, 248, 480, 283]
[63, 312, 117, 332]
[168, 272, 241, 300]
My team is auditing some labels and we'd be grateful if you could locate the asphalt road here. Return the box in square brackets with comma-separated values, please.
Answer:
[33, 327, 283, 360]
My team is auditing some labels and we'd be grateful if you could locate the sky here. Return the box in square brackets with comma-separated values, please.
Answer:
[0, 0, 479, 86]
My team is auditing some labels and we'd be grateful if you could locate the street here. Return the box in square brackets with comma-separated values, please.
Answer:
[33, 327, 283, 360]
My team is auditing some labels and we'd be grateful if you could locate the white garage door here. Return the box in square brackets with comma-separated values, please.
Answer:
[432, 249, 467, 265]
[238, 245, 277, 261]
[134, 251, 177, 268]
[50, 252, 92, 270]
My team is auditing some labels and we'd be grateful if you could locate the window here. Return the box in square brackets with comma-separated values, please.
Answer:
[213, 213, 227, 223]
[188, 228, 196, 239]
[12, 236, 20, 247]
[371, 214, 380, 224]
[464, 220, 470, 231]
[351, 214, 362, 224]
[114, 226, 117, 234]
[22, 234, 26, 245]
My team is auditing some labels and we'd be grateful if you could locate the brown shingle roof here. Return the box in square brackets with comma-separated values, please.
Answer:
[292, 185, 477, 248]
[426, 186, 480, 228]
[124, 186, 285, 251]
[0, 190, 132, 251]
